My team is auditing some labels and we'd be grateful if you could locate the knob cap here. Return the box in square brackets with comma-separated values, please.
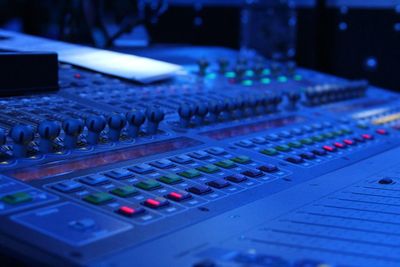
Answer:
[62, 118, 84, 149]
[146, 108, 165, 135]
[178, 104, 194, 128]
[38, 121, 60, 153]
[9, 125, 35, 157]
[217, 58, 229, 74]
[197, 59, 209, 76]
[286, 92, 301, 110]
[107, 114, 126, 142]
[86, 116, 106, 145]
[208, 101, 223, 122]
[193, 103, 209, 125]
[126, 110, 145, 138]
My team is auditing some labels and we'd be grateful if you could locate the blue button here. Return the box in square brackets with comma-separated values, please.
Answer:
[53, 180, 83, 193]
[149, 159, 175, 169]
[187, 151, 210, 159]
[128, 164, 155, 174]
[79, 174, 109, 186]
[205, 147, 226, 155]
[104, 169, 133, 180]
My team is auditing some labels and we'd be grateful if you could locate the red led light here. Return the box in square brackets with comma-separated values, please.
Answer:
[343, 139, 354, 145]
[333, 142, 346, 149]
[323, 145, 335, 152]
[119, 206, 135, 215]
[146, 199, 160, 206]
[361, 134, 373, 140]
[74, 73, 81, 79]
[376, 129, 387, 135]
[169, 192, 182, 199]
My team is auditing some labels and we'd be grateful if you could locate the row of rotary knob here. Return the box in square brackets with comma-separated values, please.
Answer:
[0, 108, 165, 158]
[175, 93, 302, 128]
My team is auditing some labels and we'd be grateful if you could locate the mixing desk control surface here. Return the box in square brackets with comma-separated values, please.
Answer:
[0, 33, 400, 267]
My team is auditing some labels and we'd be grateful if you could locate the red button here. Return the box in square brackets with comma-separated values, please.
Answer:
[333, 142, 346, 149]
[322, 145, 336, 152]
[343, 139, 355, 145]
[376, 129, 388, 135]
[117, 206, 145, 217]
[74, 73, 82, 79]
[143, 197, 169, 208]
[166, 191, 191, 202]
[361, 134, 374, 140]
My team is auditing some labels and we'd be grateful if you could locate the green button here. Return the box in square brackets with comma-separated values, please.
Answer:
[322, 132, 335, 139]
[312, 135, 325, 142]
[288, 141, 303, 148]
[178, 169, 202, 178]
[260, 148, 279, 156]
[83, 192, 113, 205]
[196, 164, 220, 173]
[300, 138, 314, 145]
[110, 186, 138, 197]
[231, 155, 251, 164]
[159, 174, 183, 184]
[342, 128, 354, 134]
[214, 159, 236, 169]
[275, 145, 291, 152]
[135, 179, 162, 191]
[2, 192, 32, 205]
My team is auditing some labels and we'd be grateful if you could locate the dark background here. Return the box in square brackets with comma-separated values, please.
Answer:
[0, 0, 398, 90]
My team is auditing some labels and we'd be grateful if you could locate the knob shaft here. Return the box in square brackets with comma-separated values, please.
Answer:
[62, 118, 84, 149]
[86, 116, 106, 145]
[38, 121, 60, 153]
[146, 108, 165, 135]
[126, 110, 145, 138]
[9, 125, 35, 157]
[107, 114, 126, 142]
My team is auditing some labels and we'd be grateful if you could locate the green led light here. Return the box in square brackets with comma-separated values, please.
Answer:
[262, 69, 271, 75]
[225, 71, 236, 78]
[245, 70, 254, 77]
[206, 73, 217, 79]
[242, 80, 253, 86]
[261, 78, 271, 84]
[294, 74, 302, 81]
[277, 76, 288, 83]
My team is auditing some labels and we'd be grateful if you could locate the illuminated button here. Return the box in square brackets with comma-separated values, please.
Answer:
[104, 169, 133, 180]
[250, 137, 268, 144]
[312, 135, 325, 142]
[110, 186, 138, 197]
[196, 164, 220, 174]
[225, 174, 248, 183]
[343, 139, 355, 145]
[235, 140, 254, 148]
[322, 145, 336, 152]
[333, 142, 346, 149]
[117, 206, 145, 217]
[128, 164, 155, 174]
[260, 148, 279, 156]
[205, 147, 226, 155]
[143, 197, 169, 209]
[80, 174, 110, 186]
[170, 155, 193, 164]
[178, 169, 202, 178]
[285, 156, 304, 164]
[158, 174, 183, 184]
[288, 141, 303, 148]
[266, 134, 280, 141]
[83, 192, 114, 205]
[2, 192, 32, 205]
[300, 138, 314, 145]
[231, 155, 252, 164]
[52, 180, 83, 193]
[187, 185, 212, 195]
[300, 152, 316, 160]
[361, 133, 374, 140]
[312, 148, 327, 156]
[207, 179, 230, 189]
[187, 151, 210, 160]
[275, 145, 291, 152]
[214, 159, 236, 169]
[135, 179, 162, 191]
[166, 191, 192, 202]
[242, 169, 264, 178]
[376, 129, 388, 135]
[258, 164, 279, 173]
[149, 159, 175, 169]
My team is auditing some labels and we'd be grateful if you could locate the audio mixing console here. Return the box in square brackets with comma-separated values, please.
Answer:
[0, 32, 400, 267]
